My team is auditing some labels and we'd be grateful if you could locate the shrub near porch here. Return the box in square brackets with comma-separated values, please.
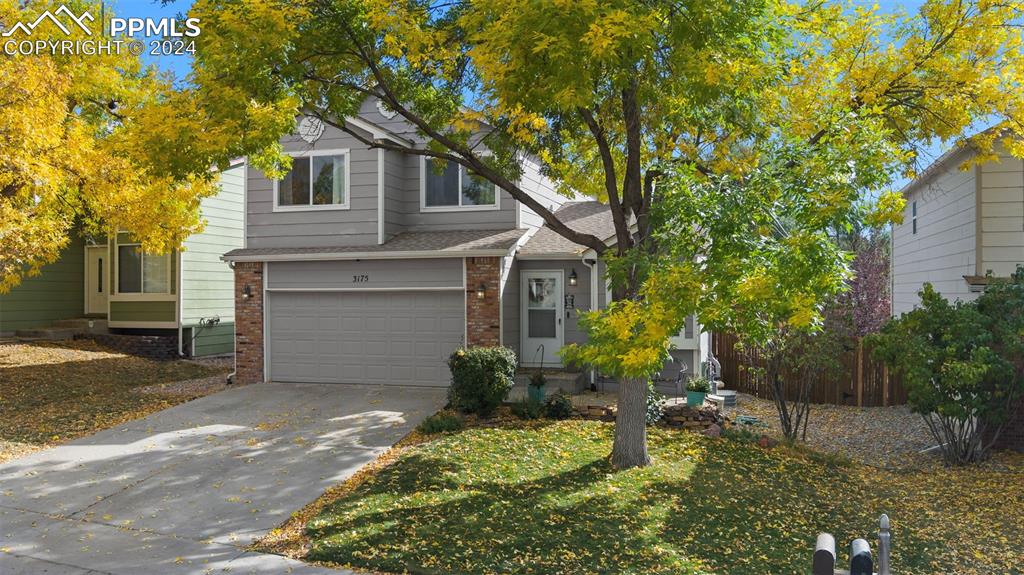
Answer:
[285, 420, 1023, 575]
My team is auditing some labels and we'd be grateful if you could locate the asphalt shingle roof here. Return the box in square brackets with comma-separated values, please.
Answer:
[519, 201, 614, 256]
[223, 228, 525, 260]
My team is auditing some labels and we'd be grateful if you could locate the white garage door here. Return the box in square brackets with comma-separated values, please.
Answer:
[268, 291, 465, 386]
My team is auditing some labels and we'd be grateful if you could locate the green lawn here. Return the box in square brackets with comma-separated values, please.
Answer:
[281, 420, 1022, 575]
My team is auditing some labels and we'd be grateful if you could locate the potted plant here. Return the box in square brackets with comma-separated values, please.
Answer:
[528, 370, 547, 403]
[686, 376, 712, 407]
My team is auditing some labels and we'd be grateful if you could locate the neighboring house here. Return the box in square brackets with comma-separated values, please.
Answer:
[224, 98, 707, 387]
[0, 163, 245, 357]
[892, 139, 1024, 316]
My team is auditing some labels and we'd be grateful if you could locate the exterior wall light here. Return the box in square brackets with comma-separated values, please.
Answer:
[569, 268, 578, 287]
[476, 283, 487, 300]
[242, 284, 252, 299]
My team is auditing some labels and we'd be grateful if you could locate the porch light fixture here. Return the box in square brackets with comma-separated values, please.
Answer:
[569, 268, 578, 287]
[242, 284, 252, 299]
[476, 283, 487, 300]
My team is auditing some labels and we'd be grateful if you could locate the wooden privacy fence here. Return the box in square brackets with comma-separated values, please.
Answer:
[711, 332, 908, 407]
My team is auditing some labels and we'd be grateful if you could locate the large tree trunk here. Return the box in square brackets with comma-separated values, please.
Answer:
[611, 377, 651, 469]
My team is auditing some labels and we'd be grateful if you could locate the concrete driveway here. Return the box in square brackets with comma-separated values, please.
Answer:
[0, 382, 446, 575]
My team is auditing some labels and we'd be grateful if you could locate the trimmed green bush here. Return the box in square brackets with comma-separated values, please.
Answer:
[447, 346, 517, 416]
[511, 398, 544, 420]
[418, 412, 464, 434]
[544, 392, 574, 419]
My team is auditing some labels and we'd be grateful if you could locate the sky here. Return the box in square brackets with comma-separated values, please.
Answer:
[112, 0, 957, 190]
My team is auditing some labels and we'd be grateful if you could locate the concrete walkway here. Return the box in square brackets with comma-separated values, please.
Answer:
[0, 383, 446, 574]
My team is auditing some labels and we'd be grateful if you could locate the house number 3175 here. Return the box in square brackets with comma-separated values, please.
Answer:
[352, 274, 369, 283]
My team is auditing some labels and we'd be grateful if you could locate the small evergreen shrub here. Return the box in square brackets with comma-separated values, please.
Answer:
[418, 412, 464, 434]
[646, 388, 666, 425]
[511, 399, 545, 420]
[447, 346, 517, 416]
[544, 392, 574, 419]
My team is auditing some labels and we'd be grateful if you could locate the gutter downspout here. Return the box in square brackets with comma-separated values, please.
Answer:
[177, 250, 185, 357]
[582, 256, 598, 389]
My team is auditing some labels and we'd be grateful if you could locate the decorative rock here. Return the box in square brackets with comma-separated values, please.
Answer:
[702, 424, 721, 437]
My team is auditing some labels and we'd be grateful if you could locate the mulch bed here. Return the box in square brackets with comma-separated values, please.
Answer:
[730, 392, 937, 469]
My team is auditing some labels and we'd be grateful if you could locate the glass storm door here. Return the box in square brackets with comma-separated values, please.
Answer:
[86, 246, 108, 315]
[521, 270, 563, 366]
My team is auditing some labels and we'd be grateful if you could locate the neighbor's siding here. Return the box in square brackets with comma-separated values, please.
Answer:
[979, 152, 1024, 277]
[246, 122, 379, 248]
[185, 323, 235, 357]
[0, 235, 86, 334]
[181, 165, 245, 327]
[892, 152, 978, 316]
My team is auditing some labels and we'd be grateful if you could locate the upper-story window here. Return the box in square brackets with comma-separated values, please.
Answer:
[274, 149, 350, 211]
[421, 158, 498, 211]
[912, 201, 917, 234]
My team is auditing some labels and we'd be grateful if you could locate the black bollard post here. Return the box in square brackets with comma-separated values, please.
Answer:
[850, 538, 873, 575]
[812, 533, 836, 575]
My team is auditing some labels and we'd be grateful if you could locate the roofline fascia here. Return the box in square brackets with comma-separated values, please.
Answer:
[344, 115, 414, 147]
[222, 248, 514, 263]
[516, 253, 587, 261]
[899, 145, 977, 196]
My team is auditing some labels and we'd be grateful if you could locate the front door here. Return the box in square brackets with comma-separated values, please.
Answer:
[521, 270, 564, 366]
[85, 246, 108, 315]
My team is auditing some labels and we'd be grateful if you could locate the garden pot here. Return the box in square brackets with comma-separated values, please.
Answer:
[686, 391, 706, 407]
[528, 384, 546, 403]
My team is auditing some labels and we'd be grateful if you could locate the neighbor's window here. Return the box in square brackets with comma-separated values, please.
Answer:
[912, 201, 918, 234]
[424, 158, 496, 208]
[117, 245, 170, 294]
[277, 153, 347, 208]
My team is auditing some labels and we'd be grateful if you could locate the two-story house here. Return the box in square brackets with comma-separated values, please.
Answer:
[892, 138, 1024, 316]
[224, 99, 707, 387]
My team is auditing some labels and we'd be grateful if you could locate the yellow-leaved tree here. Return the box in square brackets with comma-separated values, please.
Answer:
[181, 0, 1024, 468]
[0, 0, 245, 292]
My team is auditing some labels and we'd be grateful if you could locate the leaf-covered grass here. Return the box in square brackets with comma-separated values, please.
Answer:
[0, 340, 228, 463]
[287, 419, 1023, 575]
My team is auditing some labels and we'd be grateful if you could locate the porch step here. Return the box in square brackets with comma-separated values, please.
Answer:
[14, 318, 109, 341]
[52, 318, 108, 332]
[15, 327, 79, 341]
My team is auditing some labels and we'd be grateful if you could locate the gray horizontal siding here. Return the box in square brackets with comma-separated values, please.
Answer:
[266, 258, 464, 290]
[398, 154, 518, 232]
[247, 122, 379, 248]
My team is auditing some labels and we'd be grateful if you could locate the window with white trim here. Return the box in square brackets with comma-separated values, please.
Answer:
[423, 158, 497, 209]
[276, 152, 348, 209]
[911, 201, 917, 234]
[117, 245, 170, 294]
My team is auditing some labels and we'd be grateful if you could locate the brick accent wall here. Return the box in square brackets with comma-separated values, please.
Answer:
[234, 262, 265, 384]
[465, 256, 501, 347]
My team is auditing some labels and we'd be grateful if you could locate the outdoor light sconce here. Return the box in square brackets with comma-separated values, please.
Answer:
[568, 268, 578, 287]
[476, 283, 487, 300]
[242, 284, 252, 299]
